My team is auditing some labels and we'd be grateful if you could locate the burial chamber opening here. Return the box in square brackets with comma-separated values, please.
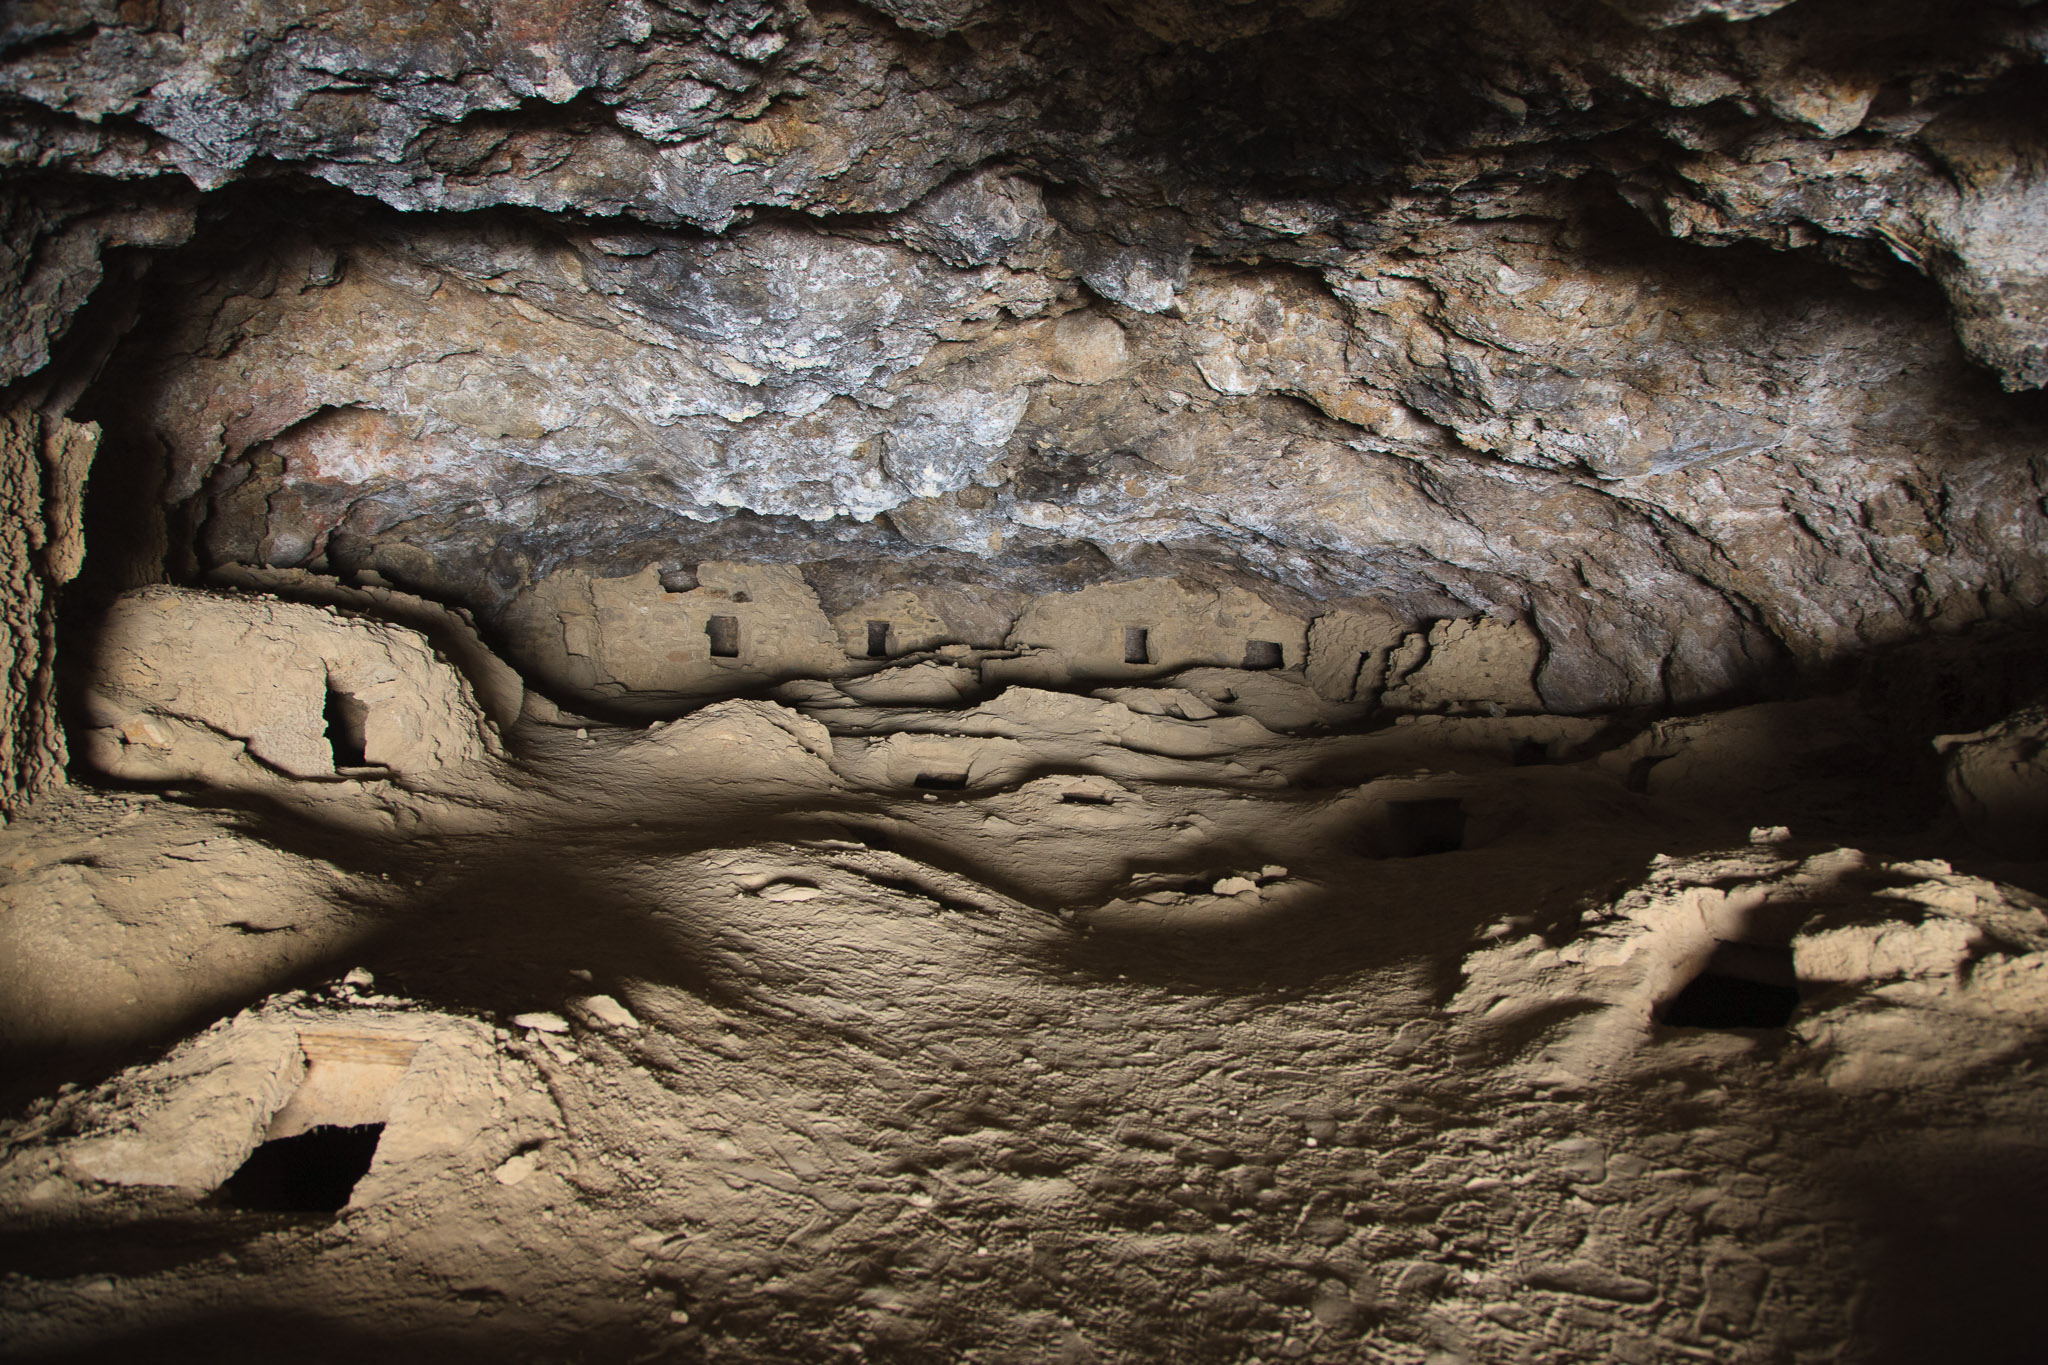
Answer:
[207, 1030, 419, 1214]
[1661, 941, 1802, 1030]
[322, 683, 369, 771]
[216, 1123, 385, 1214]
[1378, 798, 1468, 857]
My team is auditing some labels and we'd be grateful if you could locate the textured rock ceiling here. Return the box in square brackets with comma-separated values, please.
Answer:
[5, 0, 2048, 711]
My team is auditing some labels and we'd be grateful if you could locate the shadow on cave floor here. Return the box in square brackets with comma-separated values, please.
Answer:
[0, 744, 1895, 1100]
[1028, 833, 1706, 998]
[3, 1306, 667, 1365]
[1834, 1136, 2048, 1365]
[0, 792, 879, 1109]
[274, 809, 1755, 1037]
[0, 1204, 322, 1281]
[334, 841, 760, 1022]
[10, 606, 2039, 1113]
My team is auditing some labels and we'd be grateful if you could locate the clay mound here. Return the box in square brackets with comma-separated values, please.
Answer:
[79, 586, 499, 787]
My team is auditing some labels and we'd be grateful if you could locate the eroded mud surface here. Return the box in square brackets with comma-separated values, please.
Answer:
[4, 588, 2045, 1363]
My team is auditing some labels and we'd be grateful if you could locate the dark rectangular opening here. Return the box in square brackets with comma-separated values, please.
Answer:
[1511, 738, 1552, 766]
[1243, 639, 1283, 670]
[866, 619, 891, 658]
[1124, 626, 1151, 665]
[706, 614, 741, 658]
[914, 772, 968, 790]
[1625, 754, 1671, 793]
[1661, 942, 1799, 1029]
[323, 683, 369, 769]
[1059, 791, 1113, 805]
[217, 1122, 384, 1214]
[1385, 798, 1466, 856]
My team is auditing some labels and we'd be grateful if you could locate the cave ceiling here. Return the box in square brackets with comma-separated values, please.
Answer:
[3, 0, 2046, 711]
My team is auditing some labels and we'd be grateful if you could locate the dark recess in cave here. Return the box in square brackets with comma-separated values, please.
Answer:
[323, 685, 369, 770]
[216, 1124, 384, 1214]
[1663, 942, 1802, 1029]
[1383, 797, 1467, 856]
[706, 614, 740, 658]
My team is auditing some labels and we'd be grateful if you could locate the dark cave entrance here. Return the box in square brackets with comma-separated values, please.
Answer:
[706, 615, 741, 658]
[1662, 941, 1801, 1029]
[216, 1123, 385, 1213]
[322, 684, 369, 770]
[1384, 798, 1467, 856]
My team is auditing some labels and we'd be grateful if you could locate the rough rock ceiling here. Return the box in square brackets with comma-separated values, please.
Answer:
[5, 0, 2047, 714]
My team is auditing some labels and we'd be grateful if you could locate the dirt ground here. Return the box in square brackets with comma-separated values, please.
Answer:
[4, 619, 2047, 1364]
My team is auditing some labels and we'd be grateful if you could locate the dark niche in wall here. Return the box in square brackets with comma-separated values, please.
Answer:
[1244, 639, 1283, 670]
[707, 614, 741, 658]
[1384, 797, 1466, 857]
[1662, 941, 1800, 1030]
[217, 1123, 385, 1214]
[323, 683, 369, 770]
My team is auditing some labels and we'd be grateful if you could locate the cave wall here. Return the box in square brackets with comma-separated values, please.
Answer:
[3, 0, 2048, 727]
[0, 178, 193, 810]
[0, 403, 88, 811]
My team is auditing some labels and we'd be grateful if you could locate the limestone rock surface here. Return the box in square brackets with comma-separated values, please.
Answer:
[1, 0, 2044, 718]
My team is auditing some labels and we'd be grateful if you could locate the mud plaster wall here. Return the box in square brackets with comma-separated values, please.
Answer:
[492, 563, 1550, 718]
